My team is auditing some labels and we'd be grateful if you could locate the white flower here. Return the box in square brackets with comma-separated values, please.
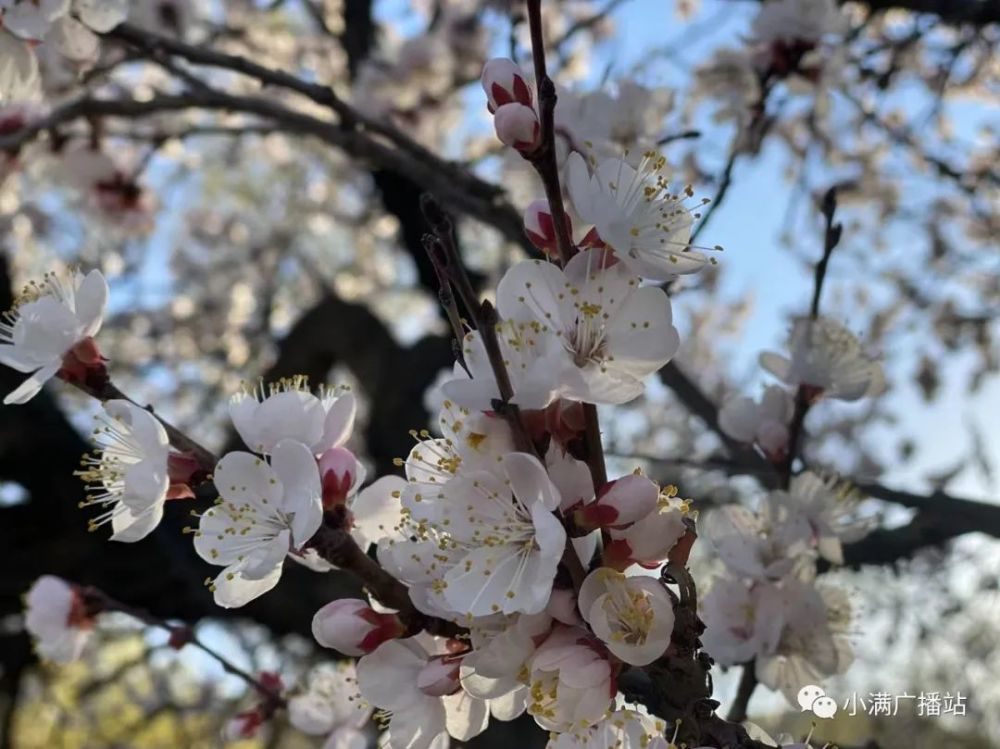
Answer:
[547, 709, 669, 749]
[312, 599, 405, 656]
[0, 31, 39, 101]
[770, 471, 874, 565]
[759, 317, 884, 402]
[230, 376, 355, 456]
[527, 625, 616, 732]
[441, 319, 567, 411]
[289, 662, 372, 748]
[73, 0, 128, 32]
[358, 638, 489, 749]
[0, 268, 108, 405]
[756, 580, 854, 704]
[577, 568, 674, 666]
[701, 578, 785, 665]
[704, 503, 812, 582]
[604, 487, 691, 569]
[0, 0, 70, 41]
[421, 452, 566, 618]
[194, 440, 322, 607]
[24, 575, 93, 662]
[77, 400, 170, 542]
[719, 385, 793, 460]
[460, 612, 551, 706]
[497, 250, 680, 405]
[566, 151, 709, 280]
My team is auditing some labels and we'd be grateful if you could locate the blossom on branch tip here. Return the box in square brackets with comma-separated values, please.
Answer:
[759, 317, 884, 402]
[701, 577, 785, 665]
[319, 446, 366, 510]
[577, 568, 674, 666]
[497, 250, 680, 405]
[229, 376, 355, 456]
[193, 440, 323, 607]
[493, 102, 541, 153]
[312, 599, 405, 656]
[704, 502, 812, 582]
[0, 268, 108, 404]
[24, 575, 94, 663]
[566, 151, 713, 280]
[481, 57, 533, 113]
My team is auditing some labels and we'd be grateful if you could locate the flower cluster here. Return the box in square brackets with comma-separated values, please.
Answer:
[704, 317, 880, 705]
[4, 36, 895, 749]
[0, 0, 128, 100]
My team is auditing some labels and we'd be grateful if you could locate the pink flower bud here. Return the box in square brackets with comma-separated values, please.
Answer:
[311, 599, 405, 656]
[416, 654, 463, 697]
[481, 58, 533, 113]
[524, 200, 573, 255]
[573, 474, 657, 532]
[318, 446, 359, 510]
[493, 103, 540, 153]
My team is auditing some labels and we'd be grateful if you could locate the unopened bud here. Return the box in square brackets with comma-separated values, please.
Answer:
[481, 58, 533, 113]
[573, 474, 657, 532]
[493, 103, 540, 153]
[311, 599, 405, 656]
[318, 446, 360, 510]
[416, 655, 463, 697]
[524, 200, 572, 255]
[223, 710, 264, 741]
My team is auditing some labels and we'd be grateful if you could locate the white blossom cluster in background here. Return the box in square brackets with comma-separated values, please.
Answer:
[2, 39, 892, 748]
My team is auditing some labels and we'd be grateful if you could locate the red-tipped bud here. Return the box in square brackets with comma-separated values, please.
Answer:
[318, 446, 360, 510]
[166, 451, 202, 499]
[416, 654, 463, 697]
[573, 474, 658, 532]
[494, 103, 541, 153]
[223, 709, 265, 741]
[524, 199, 573, 256]
[481, 58, 533, 113]
[311, 599, 405, 656]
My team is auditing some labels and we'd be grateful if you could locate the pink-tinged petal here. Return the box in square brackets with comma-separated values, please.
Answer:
[73, 270, 108, 336]
[357, 640, 427, 710]
[3, 361, 59, 405]
[318, 391, 356, 450]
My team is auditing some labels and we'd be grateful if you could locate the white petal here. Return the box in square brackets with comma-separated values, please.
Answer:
[3, 361, 59, 405]
[270, 439, 322, 545]
[318, 391, 356, 451]
[73, 269, 108, 337]
[50, 16, 100, 63]
[504, 452, 560, 512]
[212, 564, 282, 608]
[110, 503, 164, 542]
[442, 691, 489, 741]
[357, 640, 427, 710]
[351, 475, 406, 550]
[213, 451, 283, 507]
[75, 0, 128, 32]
